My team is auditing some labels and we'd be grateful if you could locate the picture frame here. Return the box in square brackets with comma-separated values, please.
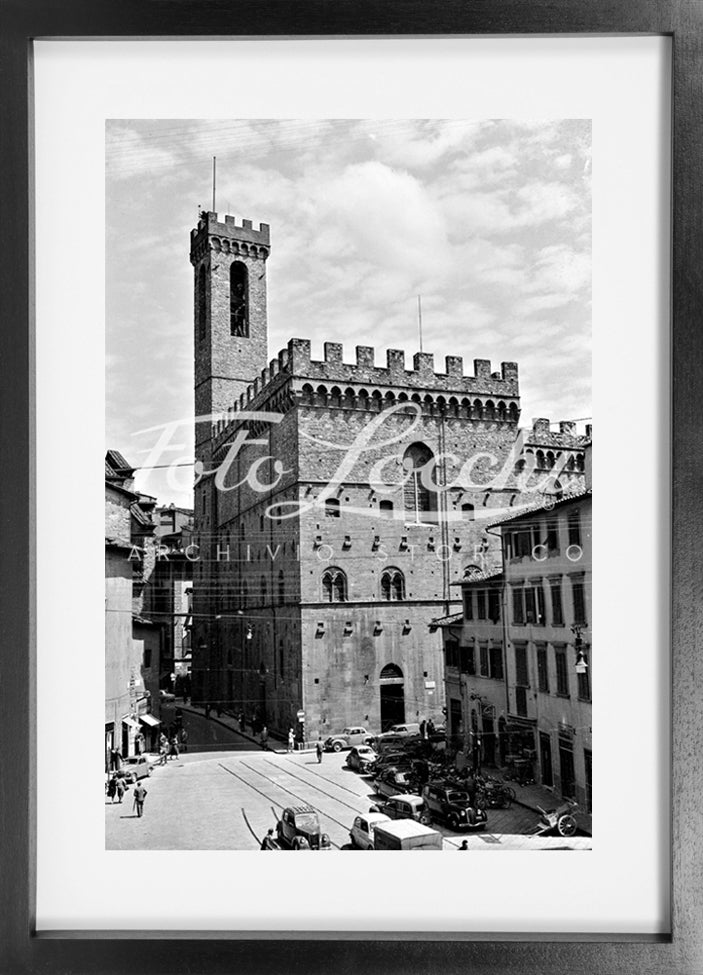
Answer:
[1, 1, 701, 972]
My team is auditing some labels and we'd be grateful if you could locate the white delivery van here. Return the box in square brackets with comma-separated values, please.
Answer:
[373, 818, 443, 851]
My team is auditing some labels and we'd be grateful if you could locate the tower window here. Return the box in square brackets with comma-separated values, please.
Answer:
[325, 498, 340, 518]
[230, 261, 249, 337]
[197, 264, 207, 341]
[379, 500, 394, 517]
[403, 443, 437, 524]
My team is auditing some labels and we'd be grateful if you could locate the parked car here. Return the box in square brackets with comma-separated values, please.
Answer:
[349, 812, 391, 849]
[373, 819, 443, 851]
[118, 754, 152, 783]
[422, 784, 488, 831]
[370, 749, 411, 772]
[374, 768, 417, 798]
[377, 793, 430, 824]
[376, 723, 421, 744]
[159, 689, 176, 702]
[345, 745, 378, 773]
[276, 806, 331, 850]
[324, 727, 374, 752]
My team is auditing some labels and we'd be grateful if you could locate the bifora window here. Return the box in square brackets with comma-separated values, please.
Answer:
[322, 567, 347, 603]
[380, 568, 405, 601]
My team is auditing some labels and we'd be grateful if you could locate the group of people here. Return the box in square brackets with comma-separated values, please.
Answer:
[418, 718, 437, 740]
[158, 729, 187, 765]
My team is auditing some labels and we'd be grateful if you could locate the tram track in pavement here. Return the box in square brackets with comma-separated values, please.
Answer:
[262, 758, 367, 813]
[218, 760, 344, 848]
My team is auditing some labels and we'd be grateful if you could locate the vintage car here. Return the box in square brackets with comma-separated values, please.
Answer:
[276, 806, 331, 850]
[349, 812, 391, 850]
[345, 745, 378, 773]
[324, 727, 374, 752]
[377, 794, 431, 824]
[374, 768, 417, 799]
[375, 722, 421, 744]
[117, 754, 152, 783]
[422, 784, 488, 831]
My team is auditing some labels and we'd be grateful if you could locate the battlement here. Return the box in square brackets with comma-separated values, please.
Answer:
[190, 210, 270, 263]
[525, 417, 592, 450]
[211, 337, 521, 442]
[284, 338, 519, 392]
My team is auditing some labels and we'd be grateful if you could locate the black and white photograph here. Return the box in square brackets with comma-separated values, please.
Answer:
[104, 118, 593, 853]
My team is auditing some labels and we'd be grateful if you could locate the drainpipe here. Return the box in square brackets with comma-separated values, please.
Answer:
[485, 524, 511, 725]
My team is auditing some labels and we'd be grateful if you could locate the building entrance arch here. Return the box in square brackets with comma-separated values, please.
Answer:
[379, 663, 405, 731]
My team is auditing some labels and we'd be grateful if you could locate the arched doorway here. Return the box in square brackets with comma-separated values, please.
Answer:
[379, 663, 405, 730]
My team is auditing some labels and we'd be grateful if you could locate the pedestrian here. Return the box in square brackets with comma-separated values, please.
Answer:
[135, 731, 145, 756]
[427, 718, 435, 738]
[179, 728, 188, 752]
[115, 777, 125, 804]
[169, 736, 180, 760]
[133, 782, 148, 817]
[107, 776, 117, 803]
[472, 737, 482, 775]
[110, 747, 122, 771]
[260, 726, 268, 749]
[287, 728, 294, 753]
[419, 719, 426, 740]
[459, 840, 469, 851]
[260, 828, 276, 850]
[315, 738, 323, 764]
[238, 712, 245, 733]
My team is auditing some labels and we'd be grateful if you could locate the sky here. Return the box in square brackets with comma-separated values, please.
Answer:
[106, 119, 591, 507]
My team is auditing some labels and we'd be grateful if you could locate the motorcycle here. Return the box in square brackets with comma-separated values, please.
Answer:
[533, 799, 580, 837]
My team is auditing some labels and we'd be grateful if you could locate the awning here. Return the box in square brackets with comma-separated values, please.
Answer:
[122, 717, 140, 729]
[139, 713, 161, 728]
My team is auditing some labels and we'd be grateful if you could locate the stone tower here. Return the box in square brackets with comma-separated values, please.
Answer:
[189, 211, 270, 704]
[189, 210, 270, 459]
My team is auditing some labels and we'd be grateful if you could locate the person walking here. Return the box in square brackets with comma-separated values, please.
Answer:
[169, 736, 180, 760]
[109, 747, 122, 772]
[260, 726, 268, 749]
[133, 783, 148, 818]
[179, 728, 188, 752]
[106, 776, 117, 803]
[287, 728, 295, 753]
[115, 777, 125, 804]
[315, 738, 323, 764]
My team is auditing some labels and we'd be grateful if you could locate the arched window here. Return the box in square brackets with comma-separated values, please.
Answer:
[301, 383, 314, 404]
[278, 570, 285, 604]
[461, 502, 475, 520]
[484, 400, 496, 420]
[497, 401, 507, 421]
[330, 386, 342, 407]
[379, 499, 394, 517]
[536, 450, 546, 469]
[230, 261, 249, 336]
[197, 265, 207, 340]
[325, 498, 340, 518]
[322, 567, 347, 603]
[403, 443, 437, 523]
[380, 568, 405, 601]
[546, 451, 556, 469]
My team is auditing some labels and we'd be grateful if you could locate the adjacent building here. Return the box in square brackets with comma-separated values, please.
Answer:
[437, 465, 592, 811]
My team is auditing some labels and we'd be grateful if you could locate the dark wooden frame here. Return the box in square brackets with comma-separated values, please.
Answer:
[1, 2, 701, 972]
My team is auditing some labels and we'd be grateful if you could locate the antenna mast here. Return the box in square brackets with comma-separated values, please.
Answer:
[417, 295, 424, 353]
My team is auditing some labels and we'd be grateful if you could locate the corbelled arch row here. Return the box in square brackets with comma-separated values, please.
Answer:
[296, 382, 520, 421]
[209, 236, 270, 260]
